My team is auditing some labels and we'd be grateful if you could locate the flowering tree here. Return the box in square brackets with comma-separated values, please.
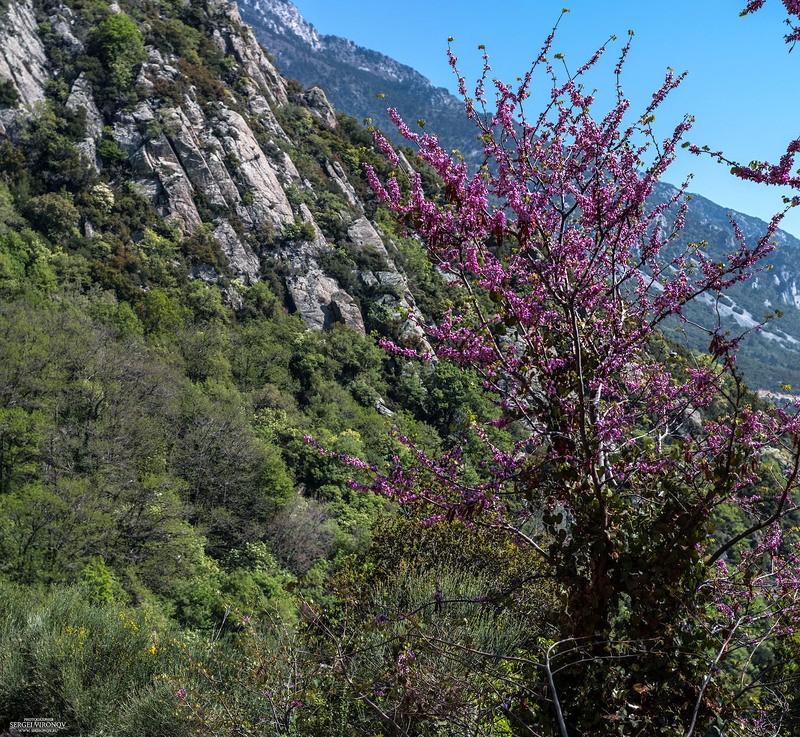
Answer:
[334, 21, 800, 736]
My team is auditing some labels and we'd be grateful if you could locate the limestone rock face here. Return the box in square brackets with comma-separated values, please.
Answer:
[210, 0, 289, 138]
[161, 103, 239, 213]
[0, 0, 426, 340]
[273, 206, 370, 333]
[297, 202, 329, 251]
[65, 73, 103, 170]
[112, 95, 296, 239]
[143, 131, 206, 231]
[0, 0, 48, 110]
[213, 107, 294, 229]
[264, 140, 302, 187]
[345, 216, 430, 346]
[116, 101, 204, 232]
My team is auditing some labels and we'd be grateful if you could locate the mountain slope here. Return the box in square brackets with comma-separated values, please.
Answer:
[236, 0, 481, 158]
[0, 0, 438, 345]
[0, 0, 459, 666]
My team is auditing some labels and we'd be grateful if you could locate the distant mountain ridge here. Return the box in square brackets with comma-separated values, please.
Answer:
[235, 0, 481, 158]
[650, 181, 800, 389]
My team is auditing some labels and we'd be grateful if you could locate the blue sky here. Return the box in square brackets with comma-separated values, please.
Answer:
[290, 0, 800, 237]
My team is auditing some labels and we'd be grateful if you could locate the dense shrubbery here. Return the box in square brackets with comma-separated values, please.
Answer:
[0, 585, 190, 737]
[0, 80, 19, 108]
[87, 12, 146, 97]
[0, 67, 494, 727]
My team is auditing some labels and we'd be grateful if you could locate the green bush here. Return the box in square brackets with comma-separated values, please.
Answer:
[150, 17, 202, 65]
[0, 584, 191, 736]
[282, 217, 317, 243]
[0, 229, 57, 293]
[88, 13, 146, 94]
[96, 137, 128, 165]
[179, 223, 225, 268]
[24, 192, 80, 242]
[17, 106, 96, 192]
[0, 79, 19, 108]
[81, 557, 127, 605]
[138, 288, 188, 337]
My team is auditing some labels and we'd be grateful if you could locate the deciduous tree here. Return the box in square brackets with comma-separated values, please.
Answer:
[333, 21, 800, 736]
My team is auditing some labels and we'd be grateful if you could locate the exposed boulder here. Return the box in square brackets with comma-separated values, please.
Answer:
[302, 86, 337, 129]
[325, 159, 359, 208]
[286, 268, 364, 333]
[189, 262, 221, 283]
[66, 74, 104, 139]
[112, 101, 153, 155]
[66, 73, 103, 171]
[135, 47, 182, 99]
[347, 216, 389, 259]
[374, 270, 406, 292]
[213, 219, 260, 283]
[75, 138, 98, 169]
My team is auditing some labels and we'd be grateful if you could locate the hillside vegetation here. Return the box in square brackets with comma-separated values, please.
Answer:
[0, 0, 519, 732]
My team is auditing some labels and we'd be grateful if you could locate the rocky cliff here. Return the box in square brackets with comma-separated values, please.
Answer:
[0, 0, 427, 340]
[0, 0, 48, 130]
